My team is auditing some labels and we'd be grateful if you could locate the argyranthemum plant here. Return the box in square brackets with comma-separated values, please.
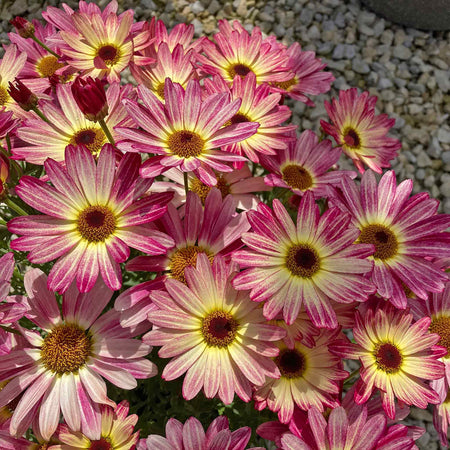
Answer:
[0, 269, 155, 441]
[232, 191, 376, 328]
[8, 144, 174, 293]
[144, 254, 285, 404]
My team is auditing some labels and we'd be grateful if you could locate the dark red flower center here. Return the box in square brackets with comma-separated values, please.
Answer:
[358, 224, 398, 260]
[275, 348, 306, 378]
[430, 316, 450, 358]
[90, 437, 112, 450]
[374, 342, 402, 373]
[77, 205, 116, 242]
[343, 128, 361, 148]
[286, 244, 320, 278]
[202, 311, 238, 348]
[97, 45, 119, 66]
[71, 128, 106, 155]
[282, 164, 313, 191]
[167, 130, 205, 158]
[228, 63, 253, 79]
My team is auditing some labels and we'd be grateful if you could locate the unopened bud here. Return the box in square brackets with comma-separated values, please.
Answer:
[71, 76, 108, 122]
[8, 79, 38, 111]
[10, 17, 35, 39]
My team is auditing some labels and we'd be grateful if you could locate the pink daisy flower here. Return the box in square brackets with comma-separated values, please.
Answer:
[332, 307, 446, 419]
[433, 388, 450, 447]
[331, 170, 450, 309]
[261, 129, 356, 199]
[204, 73, 296, 166]
[254, 330, 347, 423]
[144, 254, 285, 404]
[269, 42, 335, 106]
[8, 145, 174, 293]
[320, 88, 401, 173]
[138, 415, 260, 450]
[53, 400, 139, 449]
[232, 191, 375, 328]
[117, 79, 258, 184]
[0, 269, 156, 441]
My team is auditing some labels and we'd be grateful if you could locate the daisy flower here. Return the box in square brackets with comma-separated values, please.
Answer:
[13, 82, 134, 164]
[197, 20, 290, 84]
[145, 254, 285, 403]
[0, 269, 156, 441]
[269, 42, 335, 106]
[232, 191, 376, 328]
[204, 73, 296, 166]
[254, 330, 348, 423]
[53, 400, 139, 449]
[433, 387, 450, 447]
[138, 415, 259, 450]
[117, 79, 258, 184]
[261, 129, 356, 199]
[331, 170, 450, 309]
[320, 88, 401, 173]
[332, 307, 446, 419]
[8, 144, 174, 293]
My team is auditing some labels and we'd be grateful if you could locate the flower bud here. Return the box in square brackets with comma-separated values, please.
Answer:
[71, 77, 108, 122]
[10, 17, 35, 39]
[8, 79, 38, 111]
[0, 154, 9, 200]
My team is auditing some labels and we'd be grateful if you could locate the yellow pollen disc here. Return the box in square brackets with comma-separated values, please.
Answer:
[167, 130, 205, 159]
[189, 175, 231, 204]
[0, 86, 9, 106]
[358, 224, 399, 260]
[77, 205, 116, 243]
[155, 81, 166, 100]
[281, 164, 313, 191]
[36, 55, 65, 77]
[40, 324, 92, 374]
[430, 316, 450, 358]
[96, 44, 120, 67]
[169, 246, 213, 284]
[70, 128, 106, 156]
[224, 112, 251, 127]
[273, 76, 298, 91]
[342, 127, 361, 149]
[373, 342, 402, 374]
[445, 390, 450, 404]
[227, 63, 253, 79]
[275, 348, 306, 379]
[201, 310, 238, 348]
[285, 243, 320, 278]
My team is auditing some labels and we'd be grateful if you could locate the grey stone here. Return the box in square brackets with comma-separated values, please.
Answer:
[299, 8, 314, 25]
[9, 0, 28, 15]
[207, 0, 221, 14]
[352, 58, 370, 74]
[258, 11, 274, 22]
[435, 70, 450, 92]
[377, 77, 393, 89]
[428, 137, 442, 158]
[191, 1, 204, 13]
[307, 25, 321, 40]
[273, 24, 286, 38]
[440, 181, 450, 198]
[415, 168, 426, 180]
[191, 18, 203, 36]
[392, 45, 412, 60]
[358, 23, 375, 36]
[417, 152, 432, 167]
[442, 151, 450, 164]
[437, 127, 450, 144]
[332, 44, 345, 59]
[334, 12, 346, 28]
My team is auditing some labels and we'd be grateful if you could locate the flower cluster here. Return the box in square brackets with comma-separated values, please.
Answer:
[0, 1, 448, 448]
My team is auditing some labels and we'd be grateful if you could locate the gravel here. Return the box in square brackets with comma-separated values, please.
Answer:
[0, 0, 449, 445]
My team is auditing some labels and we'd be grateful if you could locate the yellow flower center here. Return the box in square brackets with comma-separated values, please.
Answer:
[273, 76, 298, 91]
[89, 437, 112, 450]
[281, 164, 313, 191]
[70, 128, 106, 156]
[201, 310, 238, 348]
[342, 128, 361, 149]
[169, 246, 213, 284]
[41, 324, 92, 374]
[358, 224, 399, 260]
[275, 348, 306, 379]
[0, 86, 9, 106]
[77, 205, 116, 242]
[96, 44, 120, 67]
[373, 342, 402, 374]
[430, 316, 450, 358]
[167, 130, 205, 158]
[227, 63, 252, 79]
[36, 55, 65, 77]
[155, 81, 166, 100]
[285, 243, 320, 278]
[189, 175, 231, 204]
[224, 112, 251, 127]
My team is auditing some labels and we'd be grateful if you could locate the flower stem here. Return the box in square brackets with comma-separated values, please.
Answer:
[4, 197, 28, 216]
[30, 35, 61, 59]
[184, 171, 189, 196]
[0, 324, 21, 335]
[98, 118, 116, 147]
[344, 367, 360, 385]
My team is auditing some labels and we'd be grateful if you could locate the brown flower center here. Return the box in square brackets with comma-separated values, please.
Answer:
[282, 164, 313, 191]
[70, 128, 106, 156]
[273, 76, 298, 91]
[41, 324, 92, 374]
[169, 246, 213, 284]
[343, 128, 361, 149]
[358, 224, 398, 260]
[155, 81, 166, 100]
[0, 86, 9, 106]
[228, 63, 252, 79]
[167, 130, 204, 158]
[90, 437, 112, 450]
[97, 44, 120, 67]
[430, 316, 450, 358]
[285, 244, 320, 278]
[189, 175, 231, 204]
[275, 348, 306, 378]
[374, 342, 402, 374]
[77, 205, 116, 242]
[224, 113, 251, 127]
[36, 55, 65, 77]
[201, 311, 238, 348]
